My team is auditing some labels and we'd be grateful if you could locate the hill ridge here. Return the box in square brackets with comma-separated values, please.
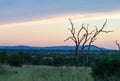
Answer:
[0, 45, 111, 51]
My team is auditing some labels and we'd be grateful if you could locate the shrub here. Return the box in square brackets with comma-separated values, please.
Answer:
[8, 53, 22, 67]
[91, 54, 120, 81]
[0, 51, 7, 64]
[32, 56, 41, 65]
[41, 57, 53, 65]
[53, 55, 66, 67]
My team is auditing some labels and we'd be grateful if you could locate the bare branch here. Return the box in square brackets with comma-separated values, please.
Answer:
[68, 18, 74, 29]
[91, 38, 97, 43]
[78, 34, 86, 44]
[100, 19, 107, 31]
[115, 40, 120, 51]
[95, 26, 98, 32]
[102, 30, 113, 33]
[89, 29, 95, 35]
[64, 36, 75, 42]
[89, 19, 112, 43]
[68, 19, 77, 43]
[80, 25, 93, 51]
[77, 24, 85, 43]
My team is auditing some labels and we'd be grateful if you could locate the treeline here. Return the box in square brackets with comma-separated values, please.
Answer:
[0, 51, 83, 67]
[0, 49, 119, 67]
[0, 50, 103, 67]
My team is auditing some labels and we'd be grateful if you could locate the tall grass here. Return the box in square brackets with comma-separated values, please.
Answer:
[0, 65, 93, 81]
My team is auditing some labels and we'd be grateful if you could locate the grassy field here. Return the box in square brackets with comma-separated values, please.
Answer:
[0, 65, 93, 81]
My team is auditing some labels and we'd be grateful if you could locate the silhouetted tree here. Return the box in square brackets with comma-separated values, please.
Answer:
[65, 19, 112, 67]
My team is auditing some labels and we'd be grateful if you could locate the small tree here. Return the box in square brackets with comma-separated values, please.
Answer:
[21, 52, 32, 65]
[53, 55, 66, 67]
[8, 53, 22, 67]
[32, 56, 41, 65]
[0, 51, 7, 64]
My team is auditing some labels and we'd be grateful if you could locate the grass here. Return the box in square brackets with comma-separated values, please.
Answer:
[0, 65, 93, 81]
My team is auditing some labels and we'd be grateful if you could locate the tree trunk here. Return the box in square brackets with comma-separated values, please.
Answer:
[85, 43, 91, 69]
[74, 45, 79, 66]
[81, 50, 85, 67]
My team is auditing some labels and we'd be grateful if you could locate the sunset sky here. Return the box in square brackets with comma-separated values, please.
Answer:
[0, 0, 120, 49]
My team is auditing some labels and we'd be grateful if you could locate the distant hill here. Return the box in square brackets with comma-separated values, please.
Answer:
[0, 45, 111, 51]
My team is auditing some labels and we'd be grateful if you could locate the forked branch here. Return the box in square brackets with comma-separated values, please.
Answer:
[89, 19, 113, 43]
[65, 19, 87, 46]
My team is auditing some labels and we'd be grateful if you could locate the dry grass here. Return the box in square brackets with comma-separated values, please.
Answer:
[0, 65, 93, 81]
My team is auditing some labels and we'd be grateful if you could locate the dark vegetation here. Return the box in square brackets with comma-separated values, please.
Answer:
[0, 49, 120, 81]
[91, 53, 120, 81]
[0, 49, 119, 66]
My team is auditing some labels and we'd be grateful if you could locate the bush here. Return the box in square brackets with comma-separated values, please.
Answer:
[53, 55, 66, 67]
[32, 56, 41, 65]
[0, 51, 7, 64]
[41, 57, 53, 65]
[20, 52, 32, 65]
[8, 53, 22, 67]
[91, 54, 120, 81]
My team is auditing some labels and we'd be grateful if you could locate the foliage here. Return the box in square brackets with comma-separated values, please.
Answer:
[20, 52, 32, 65]
[41, 57, 53, 65]
[91, 54, 120, 81]
[52, 55, 66, 67]
[8, 53, 22, 67]
[0, 51, 7, 64]
[32, 56, 41, 65]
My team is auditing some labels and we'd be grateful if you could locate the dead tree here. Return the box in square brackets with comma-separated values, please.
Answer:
[115, 40, 120, 51]
[80, 24, 95, 66]
[65, 19, 112, 67]
[65, 19, 87, 65]
[86, 19, 112, 67]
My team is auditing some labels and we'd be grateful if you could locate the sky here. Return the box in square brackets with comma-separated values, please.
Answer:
[0, 0, 120, 49]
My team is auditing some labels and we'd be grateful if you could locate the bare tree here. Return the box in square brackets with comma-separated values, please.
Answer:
[115, 40, 120, 51]
[80, 24, 95, 66]
[86, 19, 112, 67]
[65, 19, 87, 65]
[65, 19, 112, 67]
